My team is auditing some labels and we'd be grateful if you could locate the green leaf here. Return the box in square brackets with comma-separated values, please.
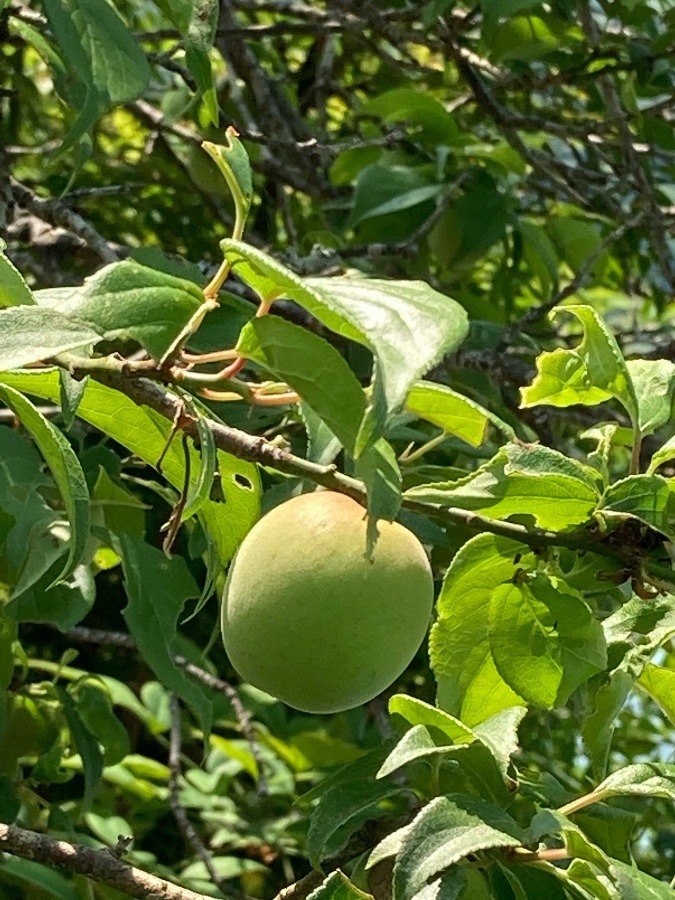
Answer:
[0, 370, 259, 567]
[348, 164, 442, 227]
[185, 0, 219, 51]
[364, 89, 459, 147]
[521, 305, 637, 423]
[60, 688, 103, 809]
[0, 857, 79, 899]
[490, 15, 560, 63]
[180, 412, 217, 523]
[489, 573, 607, 708]
[119, 535, 213, 739]
[638, 663, 675, 724]
[237, 315, 366, 454]
[405, 443, 599, 531]
[35, 261, 203, 359]
[307, 871, 374, 900]
[430, 533, 527, 725]
[582, 670, 633, 779]
[59, 370, 88, 430]
[405, 381, 514, 447]
[377, 725, 455, 779]
[354, 438, 402, 523]
[0, 251, 34, 307]
[221, 240, 468, 447]
[626, 359, 675, 436]
[0, 306, 100, 370]
[609, 860, 675, 898]
[595, 763, 675, 804]
[388, 695, 476, 744]
[392, 795, 522, 900]
[0, 385, 90, 583]
[471, 706, 528, 782]
[307, 777, 404, 867]
[71, 678, 130, 766]
[202, 129, 253, 225]
[186, 47, 218, 127]
[597, 474, 672, 535]
[649, 433, 675, 474]
[41, 0, 150, 145]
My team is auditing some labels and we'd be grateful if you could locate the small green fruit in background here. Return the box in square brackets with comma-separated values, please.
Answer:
[221, 491, 434, 714]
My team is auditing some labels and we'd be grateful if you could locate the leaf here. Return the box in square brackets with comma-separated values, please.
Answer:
[0, 251, 34, 307]
[119, 535, 213, 738]
[638, 663, 675, 724]
[0, 857, 79, 899]
[0, 306, 100, 370]
[354, 439, 402, 523]
[0, 385, 90, 583]
[377, 725, 454, 778]
[181, 412, 217, 522]
[60, 688, 103, 810]
[489, 574, 607, 708]
[72, 679, 130, 766]
[348, 164, 442, 227]
[41, 0, 150, 146]
[405, 381, 514, 447]
[308, 871, 374, 900]
[595, 763, 675, 804]
[0, 370, 259, 567]
[364, 88, 459, 147]
[221, 240, 468, 447]
[392, 795, 522, 900]
[582, 670, 633, 779]
[521, 305, 637, 423]
[388, 695, 476, 744]
[603, 593, 675, 660]
[59, 370, 88, 430]
[596, 475, 672, 535]
[626, 359, 675, 436]
[35, 261, 203, 359]
[236, 315, 366, 454]
[649, 433, 675, 474]
[307, 778, 405, 867]
[609, 860, 675, 898]
[471, 706, 528, 782]
[202, 128, 253, 223]
[430, 533, 527, 725]
[410, 870, 467, 900]
[405, 443, 599, 531]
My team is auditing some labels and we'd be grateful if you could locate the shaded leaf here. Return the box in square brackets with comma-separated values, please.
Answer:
[0, 370, 259, 567]
[582, 670, 633, 779]
[0, 385, 90, 583]
[236, 315, 366, 454]
[42, 0, 150, 145]
[120, 536, 213, 738]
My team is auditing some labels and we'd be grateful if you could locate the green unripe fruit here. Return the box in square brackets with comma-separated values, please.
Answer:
[221, 491, 434, 714]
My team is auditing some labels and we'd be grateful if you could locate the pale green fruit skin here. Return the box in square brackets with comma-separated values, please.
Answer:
[221, 491, 434, 714]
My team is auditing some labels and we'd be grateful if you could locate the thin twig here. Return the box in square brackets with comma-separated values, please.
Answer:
[169, 695, 232, 894]
[0, 823, 218, 900]
[64, 625, 266, 793]
[10, 179, 118, 265]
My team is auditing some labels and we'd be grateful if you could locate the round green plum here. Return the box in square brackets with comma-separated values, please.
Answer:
[221, 491, 434, 714]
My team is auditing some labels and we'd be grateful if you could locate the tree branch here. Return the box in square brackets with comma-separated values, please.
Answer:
[0, 823, 218, 900]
